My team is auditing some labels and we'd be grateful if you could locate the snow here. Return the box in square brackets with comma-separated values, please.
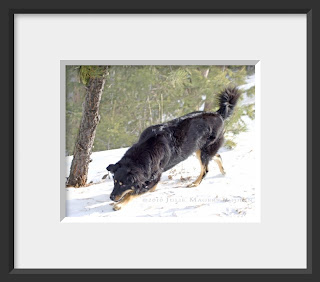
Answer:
[64, 75, 258, 222]
[240, 75, 255, 90]
[65, 119, 258, 222]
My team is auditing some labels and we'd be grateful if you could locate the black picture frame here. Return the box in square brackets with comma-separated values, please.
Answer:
[2, 0, 317, 280]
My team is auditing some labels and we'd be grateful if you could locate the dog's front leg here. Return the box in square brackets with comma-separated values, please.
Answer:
[149, 183, 158, 192]
[147, 174, 161, 192]
[113, 193, 142, 211]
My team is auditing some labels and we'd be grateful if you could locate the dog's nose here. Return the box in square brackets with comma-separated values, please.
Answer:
[110, 194, 115, 201]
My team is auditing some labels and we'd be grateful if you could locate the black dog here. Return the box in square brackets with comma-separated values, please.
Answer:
[107, 88, 241, 210]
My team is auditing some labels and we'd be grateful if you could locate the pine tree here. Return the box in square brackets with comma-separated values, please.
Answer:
[66, 65, 254, 154]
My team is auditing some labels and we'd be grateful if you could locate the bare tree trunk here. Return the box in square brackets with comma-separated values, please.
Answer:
[202, 68, 210, 79]
[147, 95, 153, 124]
[158, 99, 161, 123]
[67, 67, 108, 187]
[204, 100, 214, 111]
[202, 68, 213, 111]
[160, 93, 163, 123]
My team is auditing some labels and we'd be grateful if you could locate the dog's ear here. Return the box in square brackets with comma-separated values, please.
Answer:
[106, 163, 120, 173]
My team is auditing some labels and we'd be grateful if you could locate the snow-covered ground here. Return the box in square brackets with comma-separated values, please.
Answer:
[65, 120, 258, 222]
[65, 75, 258, 222]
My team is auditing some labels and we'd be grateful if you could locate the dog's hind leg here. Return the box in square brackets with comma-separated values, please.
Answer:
[188, 136, 225, 187]
[213, 154, 226, 175]
[187, 150, 208, 188]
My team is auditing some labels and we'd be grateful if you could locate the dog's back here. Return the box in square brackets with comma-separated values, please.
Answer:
[108, 87, 241, 210]
[126, 87, 241, 173]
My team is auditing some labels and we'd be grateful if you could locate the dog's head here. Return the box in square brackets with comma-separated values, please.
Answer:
[107, 162, 144, 202]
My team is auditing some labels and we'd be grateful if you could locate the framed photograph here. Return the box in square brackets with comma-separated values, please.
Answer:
[62, 62, 258, 223]
[5, 3, 314, 279]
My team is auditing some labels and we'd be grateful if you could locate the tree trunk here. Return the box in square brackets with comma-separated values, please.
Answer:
[67, 67, 108, 187]
[147, 95, 153, 124]
[204, 101, 214, 111]
[202, 68, 213, 111]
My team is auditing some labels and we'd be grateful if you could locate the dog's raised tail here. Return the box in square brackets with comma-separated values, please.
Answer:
[216, 87, 241, 120]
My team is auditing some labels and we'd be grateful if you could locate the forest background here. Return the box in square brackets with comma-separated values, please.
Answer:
[66, 65, 255, 156]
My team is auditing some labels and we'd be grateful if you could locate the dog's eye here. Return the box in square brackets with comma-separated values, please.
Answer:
[114, 179, 117, 183]
[119, 182, 122, 185]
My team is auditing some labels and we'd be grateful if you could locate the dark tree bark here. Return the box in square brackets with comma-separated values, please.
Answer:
[67, 66, 108, 187]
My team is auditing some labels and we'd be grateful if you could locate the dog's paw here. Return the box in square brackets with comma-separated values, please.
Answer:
[109, 202, 115, 206]
[113, 204, 122, 211]
[187, 182, 199, 188]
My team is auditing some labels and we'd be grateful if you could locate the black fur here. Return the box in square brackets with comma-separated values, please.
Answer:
[107, 87, 241, 202]
[216, 87, 241, 119]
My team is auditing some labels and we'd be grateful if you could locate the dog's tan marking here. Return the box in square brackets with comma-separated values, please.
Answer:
[113, 188, 134, 202]
[213, 154, 226, 175]
[113, 193, 142, 211]
[149, 183, 158, 192]
[187, 150, 207, 188]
